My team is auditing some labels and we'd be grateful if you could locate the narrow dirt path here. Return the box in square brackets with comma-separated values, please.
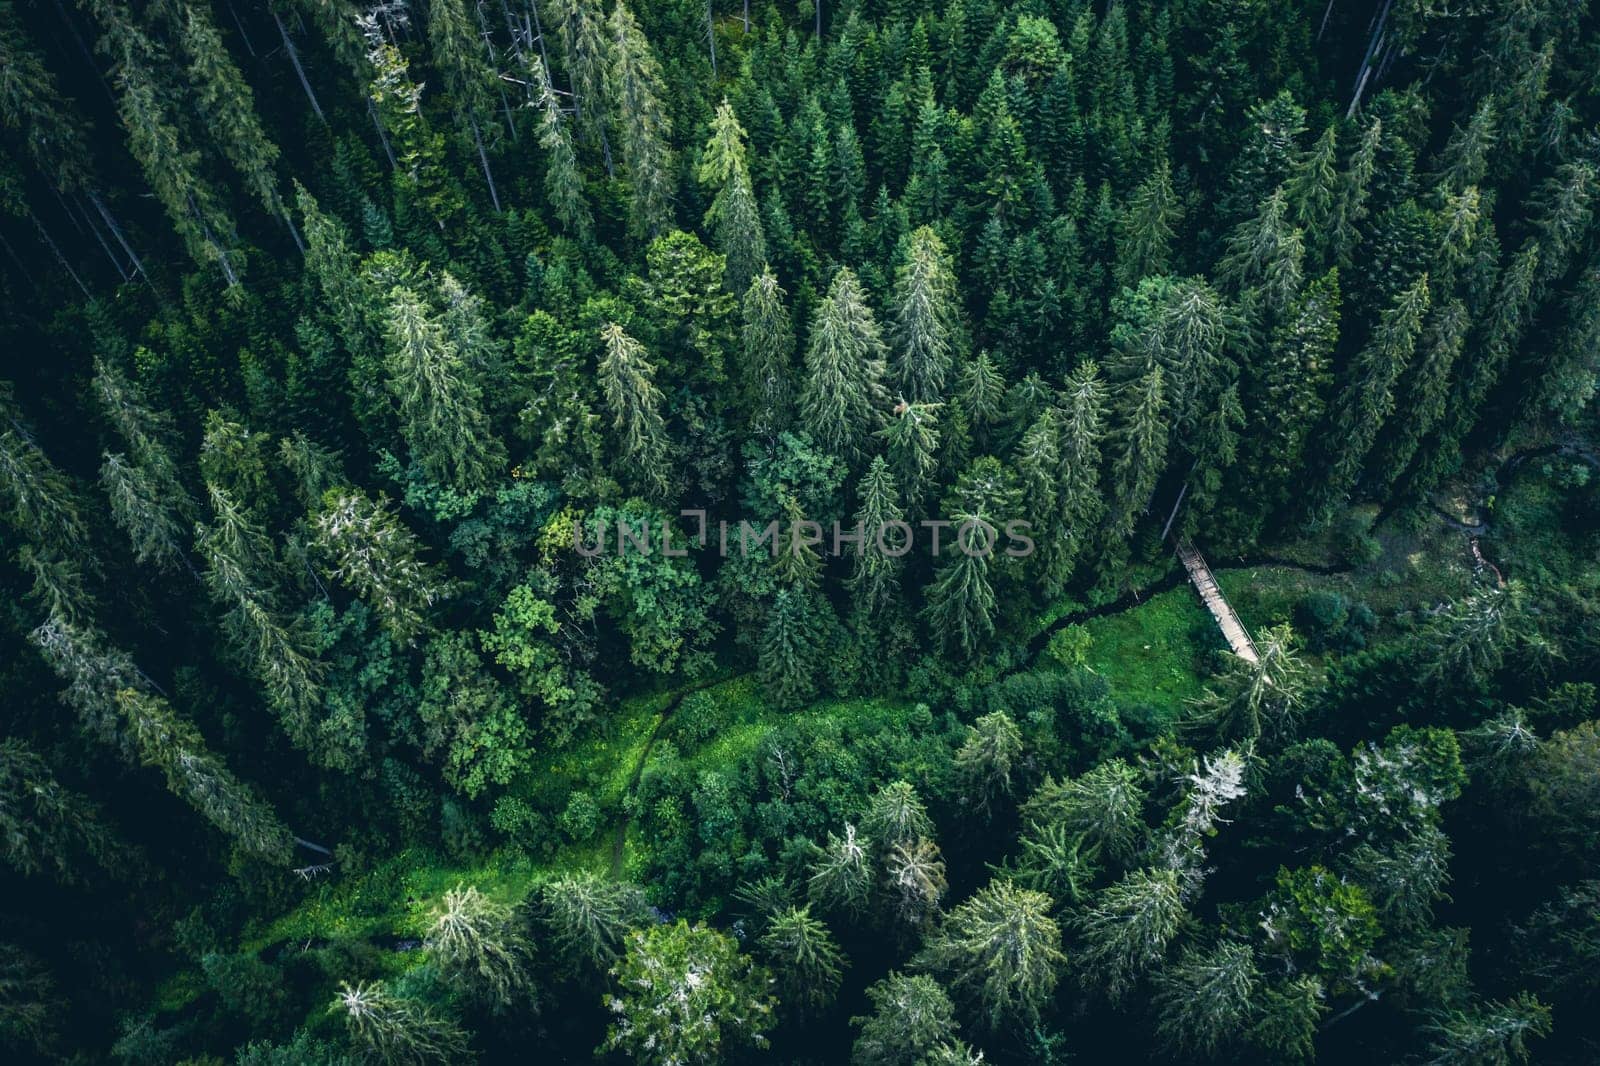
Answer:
[608, 676, 723, 877]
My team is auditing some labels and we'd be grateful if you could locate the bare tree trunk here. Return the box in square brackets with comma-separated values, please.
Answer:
[528, 3, 550, 76]
[87, 192, 148, 279]
[707, 1, 717, 75]
[1346, 0, 1393, 118]
[223, 0, 257, 56]
[1317, 0, 1336, 44]
[26, 214, 91, 295]
[369, 100, 398, 169]
[470, 117, 503, 212]
[743, 0, 749, 34]
[75, 198, 131, 280]
[280, 209, 306, 255]
[815, 0, 822, 39]
[273, 8, 326, 122]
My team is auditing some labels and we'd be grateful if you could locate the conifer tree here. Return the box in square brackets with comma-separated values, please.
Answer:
[296, 183, 373, 361]
[882, 401, 941, 507]
[100, 453, 188, 574]
[158, 0, 290, 232]
[606, 1, 674, 238]
[597, 322, 670, 496]
[739, 267, 794, 435]
[1074, 866, 1186, 1001]
[890, 226, 964, 403]
[1116, 159, 1181, 288]
[1288, 124, 1339, 241]
[954, 349, 1007, 451]
[196, 485, 325, 753]
[331, 981, 470, 1066]
[886, 837, 948, 930]
[1217, 188, 1305, 315]
[759, 587, 824, 708]
[923, 515, 999, 659]
[1314, 274, 1430, 521]
[1152, 942, 1259, 1057]
[1423, 993, 1551, 1066]
[1371, 299, 1470, 494]
[383, 284, 504, 493]
[1108, 365, 1167, 539]
[861, 781, 935, 852]
[603, 922, 775, 1064]
[699, 100, 767, 296]
[1435, 99, 1497, 193]
[536, 874, 650, 971]
[955, 710, 1023, 813]
[1051, 362, 1108, 577]
[1243, 269, 1339, 520]
[915, 880, 1065, 1028]
[1188, 624, 1311, 741]
[1021, 758, 1148, 862]
[115, 688, 295, 864]
[759, 906, 845, 1015]
[311, 490, 447, 643]
[0, 406, 93, 570]
[28, 612, 146, 748]
[547, 0, 612, 166]
[86, 1, 242, 283]
[425, 0, 502, 209]
[0, 739, 120, 884]
[809, 823, 874, 917]
[1332, 116, 1382, 266]
[425, 885, 530, 1011]
[800, 268, 889, 464]
[530, 55, 591, 238]
[850, 972, 959, 1066]
[848, 456, 906, 617]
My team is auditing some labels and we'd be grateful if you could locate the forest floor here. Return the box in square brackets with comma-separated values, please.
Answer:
[161, 459, 1589, 1017]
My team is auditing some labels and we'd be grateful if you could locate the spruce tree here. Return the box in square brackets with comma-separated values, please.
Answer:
[699, 100, 768, 296]
[890, 226, 964, 403]
[800, 268, 889, 464]
[597, 322, 670, 496]
[739, 267, 794, 436]
[115, 688, 296, 864]
[1116, 159, 1181, 288]
[759, 587, 824, 708]
[759, 906, 845, 1015]
[606, 1, 674, 238]
[914, 880, 1065, 1028]
[881, 401, 942, 508]
[1108, 365, 1167, 540]
[383, 284, 504, 493]
[530, 55, 592, 238]
[1074, 866, 1186, 1001]
[848, 456, 906, 617]
[923, 514, 999, 659]
[331, 981, 470, 1065]
[311, 490, 447, 643]
[1217, 187, 1305, 315]
[1151, 942, 1259, 1057]
[850, 973, 959, 1066]
[1314, 274, 1430, 521]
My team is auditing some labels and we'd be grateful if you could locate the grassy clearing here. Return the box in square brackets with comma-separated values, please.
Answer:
[1077, 585, 1216, 714]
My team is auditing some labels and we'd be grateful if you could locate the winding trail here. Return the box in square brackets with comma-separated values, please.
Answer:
[608, 676, 724, 877]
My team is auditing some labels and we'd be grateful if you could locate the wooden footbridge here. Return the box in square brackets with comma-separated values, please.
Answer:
[1172, 537, 1259, 663]
[1156, 481, 1259, 662]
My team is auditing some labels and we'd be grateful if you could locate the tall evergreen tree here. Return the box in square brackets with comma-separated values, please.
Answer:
[383, 284, 504, 493]
[597, 322, 670, 496]
[800, 268, 889, 464]
[890, 226, 964, 403]
[739, 267, 794, 436]
[606, 1, 674, 238]
[1314, 274, 1430, 521]
[699, 100, 768, 296]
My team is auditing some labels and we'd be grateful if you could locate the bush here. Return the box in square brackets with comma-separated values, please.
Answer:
[559, 790, 602, 842]
[668, 690, 732, 748]
[1045, 624, 1093, 669]
[1333, 513, 1383, 568]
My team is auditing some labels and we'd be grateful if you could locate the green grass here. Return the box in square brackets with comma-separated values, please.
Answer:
[1077, 585, 1215, 713]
